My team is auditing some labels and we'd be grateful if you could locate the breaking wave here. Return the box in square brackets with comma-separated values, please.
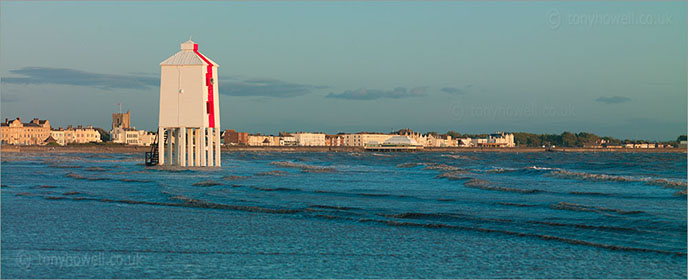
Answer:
[383, 211, 647, 234]
[423, 163, 466, 171]
[568, 191, 611, 196]
[308, 204, 361, 211]
[65, 172, 108, 181]
[41, 194, 304, 214]
[238, 185, 421, 200]
[549, 170, 688, 191]
[441, 154, 474, 160]
[28, 192, 687, 257]
[464, 179, 544, 194]
[381, 212, 466, 221]
[396, 162, 423, 168]
[550, 202, 644, 215]
[84, 167, 107, 172]
[255, 170, 289, 176]
[525, 220, 642, 233]
[270, 161, 336, 173]
[50, 164, 82, 169]
[250, 186, 301, 192]
[484, 166, 687, 196]
[192, 180, 224, 187]
[222, 175, 248, 181]
[397, 162, 471, 172]
[498, 202, 537, 207]
[353, 217, 685, 256]
[486, 166, 556, 175]
[435, 171, 472, 181]
[64, 172, 154, 184]
[120, 178, 154, 183]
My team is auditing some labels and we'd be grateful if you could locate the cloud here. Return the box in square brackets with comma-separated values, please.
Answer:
[326, 86, 427, 100]
[3, 67, 324, 98]
[219, 78, 325, 98]
[441, 87, 462, 94]
[3, 67, 158, 90]
[596, 96, 631, 104]
[128, 71, 158, 77]
[441, 84, 473, 95]
[1, 94, 19, 103]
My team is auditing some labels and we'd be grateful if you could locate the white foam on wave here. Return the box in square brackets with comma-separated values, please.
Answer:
[548, 169, 687, 191]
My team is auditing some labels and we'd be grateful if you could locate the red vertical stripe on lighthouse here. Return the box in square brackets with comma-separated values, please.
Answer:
[193, 44, 216, 128]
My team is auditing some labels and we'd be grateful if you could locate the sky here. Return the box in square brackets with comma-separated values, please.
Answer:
[1, 1, 685, 141]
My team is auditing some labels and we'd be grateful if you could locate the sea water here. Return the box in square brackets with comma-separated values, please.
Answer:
[1, 151, 686, 278]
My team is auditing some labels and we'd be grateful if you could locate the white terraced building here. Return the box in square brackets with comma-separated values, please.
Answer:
[342, 133, 394, 147]
[292, 133, 326, 146]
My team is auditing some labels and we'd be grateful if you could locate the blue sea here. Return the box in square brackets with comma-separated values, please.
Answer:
[2, 151, 686, 278]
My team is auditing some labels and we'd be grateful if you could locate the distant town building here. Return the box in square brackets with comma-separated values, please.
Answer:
[49, 129, 66, 145]
[247, 134, 280, 146]
[223, 129, 249, 145]
[292, 132, 326, 146]
[342, 133, 393, 147]
[109, 111, 155, 146]
[112, 110, 131, 129]
[325, 134, 343, 146]
[471, 138, 488, 147]
[1, 117, 51, 145]
[279, 133, 296, 146]
[626, 143, 656, 149]
[457, 137, 472, 147]
[462, 132, 515, 148]
[384, 135, 422, 147]
[459, 133, 515, 148]
[395, 129, 428, 146]
[583, 139, 607, 148]
[111, 128, 155, 146]
[485, 132, 515, 147]
[620, 142, 661, 149]
[426, 134, 456, 147]
[67, 125, 102, 144]
[365, 135, 423, 151]
[51, 125, 102, 145]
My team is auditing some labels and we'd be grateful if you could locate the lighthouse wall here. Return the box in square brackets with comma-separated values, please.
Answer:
[156, 40, 221, 167]
[159, 65, 207, 128]
[211, 67, 220, 128]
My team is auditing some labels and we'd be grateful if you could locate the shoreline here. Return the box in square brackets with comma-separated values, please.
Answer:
[1, 144, 685, 154]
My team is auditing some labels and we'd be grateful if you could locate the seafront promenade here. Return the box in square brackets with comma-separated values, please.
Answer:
[2, 144, 685, 154]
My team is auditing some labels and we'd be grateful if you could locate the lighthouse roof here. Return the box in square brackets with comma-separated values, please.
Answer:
[160, 40, 219, 66]
[181, 40, 196, 50]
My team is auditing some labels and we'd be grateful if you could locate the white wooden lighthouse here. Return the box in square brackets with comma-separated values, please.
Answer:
[156, 40, 221, 167]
